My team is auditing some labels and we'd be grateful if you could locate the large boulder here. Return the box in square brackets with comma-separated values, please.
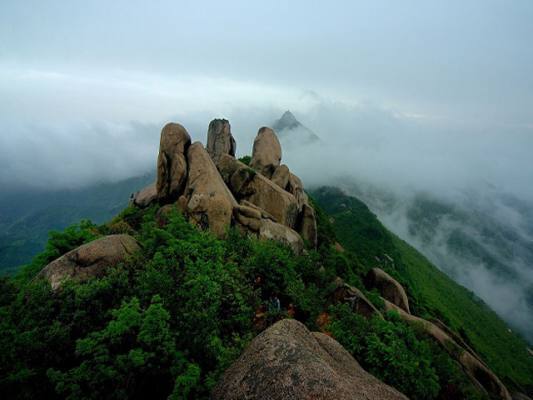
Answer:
[212, 319, 408, 400]
[258, 219, 304, 255]
[217, 154, 253, 189]
[271, 164, 290, 190]
[250, 127, 282, 178]
[132, 183, 157, 208]
[245, 174, 299, 228]
[183, 142, 237, 237]
[384, 300, 511, 400]
[206, 118, 236, 164]
[217, 154, 299, 228]
[37, 234, 140, 290]
[234, 204, 262, 232]
[365, 268, 410, 314]
[298, 203, 318, 248]
[286, 172, 308, 210]
[331, 277, 383, 319]
[156, 123, 191, 201]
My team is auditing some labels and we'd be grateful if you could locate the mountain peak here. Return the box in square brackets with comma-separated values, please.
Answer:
[274, 110, 300, 131]
[272, 110, 320, 144]
[279, 110, 298, 125]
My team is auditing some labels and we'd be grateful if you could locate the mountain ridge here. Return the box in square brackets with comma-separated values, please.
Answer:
[0, 118, 532, 399]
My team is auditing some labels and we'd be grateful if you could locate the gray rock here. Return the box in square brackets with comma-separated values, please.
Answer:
[132, 183, 157, 208]
[156, 123, 191, 201]
[37, 234, 140, 290]
[206, 119, 236, 164]
[212, 319, 408, 400]
[250, 127, 282, 178]
[183, 142, 237, 238]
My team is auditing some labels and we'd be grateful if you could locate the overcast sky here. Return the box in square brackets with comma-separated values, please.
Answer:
[1, 0, 533, 194]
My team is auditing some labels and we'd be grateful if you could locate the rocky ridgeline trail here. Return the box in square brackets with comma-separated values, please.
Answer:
[332, 268, 512, 400]
[134, 119, 317, 253]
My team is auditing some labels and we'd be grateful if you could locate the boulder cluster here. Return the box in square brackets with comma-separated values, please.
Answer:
[133, 119, 317, 253]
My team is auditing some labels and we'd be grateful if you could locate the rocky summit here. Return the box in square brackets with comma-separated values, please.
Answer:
[133, 119, 318, 252]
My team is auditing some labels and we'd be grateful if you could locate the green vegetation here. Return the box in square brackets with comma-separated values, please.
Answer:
[328, 305, 483, 400]
[1, 186, 530, 398]
[237, 155, 251, 165]
[0, 205, 334, 399]
[311, 186, 533, 392]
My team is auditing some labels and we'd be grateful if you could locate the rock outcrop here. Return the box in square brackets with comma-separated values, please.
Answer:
[384, 300, 511, 400]
[183, 142, 237, 237]
[365, 268, 410, 314]
[258, 219, 304, 255]
[156, 123, 191, 201]
[250, 127, 282, 178]
[217, 154, 300, 228]
[331, 277, 383, 319]
[37, 235, 140, 290]
[287, 172, 308, 210]
[244, 174, 299, 228]
[132, 183, 157, 208]
[206, 119, 236, 164]
[212, 319, 408, 400]
[134, 119, 318, 252]
[271, 164, 290, 189]
[298, 203, 318, 247]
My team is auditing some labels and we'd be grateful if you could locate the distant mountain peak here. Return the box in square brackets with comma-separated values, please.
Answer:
[276, 110, 299, 130]
[272, 110, 320, 144]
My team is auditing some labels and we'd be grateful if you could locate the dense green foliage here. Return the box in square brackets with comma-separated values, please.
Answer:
[1, 205, 334, 399]
[311, 186, 533, 393]
[1, 187, 528, 399]
[328, 305, 484, 400]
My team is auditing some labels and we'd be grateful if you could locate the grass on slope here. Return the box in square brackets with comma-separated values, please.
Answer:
[311, 186, 533, 392]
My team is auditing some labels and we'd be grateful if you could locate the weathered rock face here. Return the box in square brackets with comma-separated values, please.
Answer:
[258, 219, 304, 255]
[287, 172, 308, 210]
[271, 164, 290, 190]
[156, 123, 191, 201]
[183, 142, 237, 238]
[384, 300, 511, 400]
[37, 235, 140, 290]
[245, 174, 299, 228]
[234, 204, 262, 232]
[250, 127, 282, 178]
[298, 203, 318, 248]
[331, 277, 383, 319]
[206, 119, 236, 164]
[217, 154, 299, 228]
[365, 268, 410, 314]
[212, 319, 408, 400]
[132, 183, 157, 208]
